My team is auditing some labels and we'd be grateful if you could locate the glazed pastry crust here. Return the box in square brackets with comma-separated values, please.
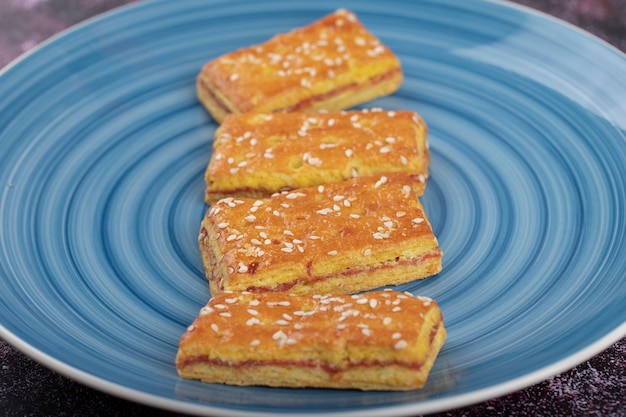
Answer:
[204, 109, 429, 204]
[197, 9, 403, 123]
[199, 174, 442, 295]
[176, 290, 446, 390]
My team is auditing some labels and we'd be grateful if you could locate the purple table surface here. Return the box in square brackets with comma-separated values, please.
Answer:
[1, 1, 625, 416]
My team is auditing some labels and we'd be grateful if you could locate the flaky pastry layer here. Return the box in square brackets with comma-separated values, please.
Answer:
[204, 109, 429, 204]
[199, 174, 442, 295]
[197, 9, 403, 123]
[176, 290, 446, 390]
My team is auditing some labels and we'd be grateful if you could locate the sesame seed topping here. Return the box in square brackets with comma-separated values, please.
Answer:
[412, 217, 424, 224]
[219, 312, 232, 317]
[229, 73, 239, 81]
[400, 155, 408, 165]
[374, 176, 388, 189]
[369, 299, 378, 308]
[363, 248, 371, 256]
[383, 317, 392, 325]
[281, 247, 293, 253]
[362, 328, 372, 336]
[345, 149, 353, 158]
[250, 339, 260, 346]
[327, 250, 338, 256]
[394, 340, 408, 350]
[275, 320, 290, 326]
[272, 330, 287, 340]
[246, 317, 261, 326]
[214, 304, 227, 310]
[225, 297, 238, 304]
[396, 211, 407, 217]
[244, 215, 256, 222]
[217, 222, 229, 229]
[210, 323, 219, 333]
[247, 309, 259, 316]
[392, 332, 402, 339]
[356, 298, 368, 305]
[349, 213, 360, 219]
[249, 299, 260, 306]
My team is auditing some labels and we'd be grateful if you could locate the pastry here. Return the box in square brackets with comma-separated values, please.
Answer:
[199, 173, 442, 295]
[204, 109, 429, 204]
[197, 9, 403, 123]
[176, 290, 447, 390]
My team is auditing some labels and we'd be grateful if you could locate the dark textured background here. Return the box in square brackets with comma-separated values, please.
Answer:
[1, 0, 625, 416]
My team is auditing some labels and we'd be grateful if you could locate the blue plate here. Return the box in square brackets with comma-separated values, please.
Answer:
[1, 0, 625, 415]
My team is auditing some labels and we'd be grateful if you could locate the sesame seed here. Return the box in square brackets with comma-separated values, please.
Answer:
[273, 210, 281, 216]
[392, 306, 402, 312]
[225, 297, 238, 304]
[238, 263, 248, 273]
[283, 313, 293, 320]
[396, 211, 407, 217]
[251, 238, 262, 245]
[214, 304, 227, 310]
[281, 247, 293, 253]
[388, 111, 396, 117]
[356, 298, 368, 305]
[249, 299, 260, 306]
[210, 323, 219, 333]
[247, 309, 259, 316]
[272, 330, 287, 340]
[394, 340, 408, 350]
[250, 339, 260, 346]
[229, 73, 239, 81]
[219, 312, 232, 317]
[363, 248, 371, 256]
[187, 324, 196, 332]
[345, 149, 353, 158]
[318, 185, 325, 193]
[244, 215, 256, 222]
[400, 155, 408, 165]
[380, 146, 391, 154]
[200, 306, 213, 315]
[350, 213, 360, 219]
[275, 320, 290, 326]
[362, 328, 372, 336]
[226, 234, 238, 241]
[369, 299, 378, 308]
[412, 217, 424, 224]
[383, 317, 392, 325]
[392, 332, 402, 339]
[217, 222, 229, 229]
[374, 176, 388, 189]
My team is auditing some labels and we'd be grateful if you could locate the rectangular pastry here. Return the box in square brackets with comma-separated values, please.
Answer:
[199, 173, 442, 295]
[176, 290, 447, 390]
[204, 109, 429, 204]
[197, 9, 403, 123]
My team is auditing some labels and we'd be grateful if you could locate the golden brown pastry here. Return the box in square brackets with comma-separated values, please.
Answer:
[197, 9, 403, 123]
[176, 290, 447, 390]
[204, 109, 429, 204]
[199, 173, 442, 295]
